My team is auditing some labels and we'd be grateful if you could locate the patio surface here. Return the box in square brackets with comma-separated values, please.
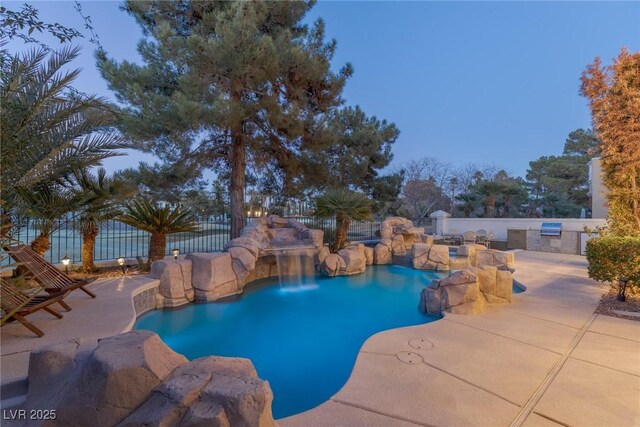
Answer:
[1, 251, 639, 426]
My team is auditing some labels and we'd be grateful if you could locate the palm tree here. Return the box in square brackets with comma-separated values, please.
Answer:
[314, 189, 372, 252]
[75, 168, 137, 272]
[15, 185, 85, 256]
[119, 198, 199, 268]
[1, 46, 124, 216]
[475, 181, 507, 218]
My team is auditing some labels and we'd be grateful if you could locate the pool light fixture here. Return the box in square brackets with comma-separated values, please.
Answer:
[61, 255, 71, 274]
[117, 256, 126, 275]
[172, 248, 180, 259]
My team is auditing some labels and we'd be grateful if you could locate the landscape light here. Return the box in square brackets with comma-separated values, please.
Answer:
[117, 257, 126, 275]
[172, 248, 180, 259]
[61, 255, 71, 274]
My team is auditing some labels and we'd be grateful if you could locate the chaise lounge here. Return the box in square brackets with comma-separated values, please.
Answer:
[1, 279, 66, 337]
[4, 244, 96, 311]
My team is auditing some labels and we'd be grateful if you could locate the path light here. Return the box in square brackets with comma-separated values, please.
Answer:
[117, 257, 126, 276]
[61, 255, 71, 274]
[172, 248, 180, 260]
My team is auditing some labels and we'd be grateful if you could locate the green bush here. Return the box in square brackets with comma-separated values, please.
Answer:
[586, 237, 640, 301]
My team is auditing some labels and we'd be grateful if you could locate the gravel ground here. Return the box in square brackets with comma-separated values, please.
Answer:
[595, 284, 640, 322]
[68, 265, 147, 280]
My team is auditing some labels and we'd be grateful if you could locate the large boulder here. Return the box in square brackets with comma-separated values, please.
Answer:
[187, 252, 239, 301]
[373, 242, 392, 265]
[22, 332, 278, 427]
[150, 259, 194, 308]
[228, 247, 257, 272]
[24, 339, 99, 416]
[391, 234, 406, 255]
[470, 265, 498, 296]
[494, 269, 513, 303]
[267, 215, 289, 228]
[338, 246, 366, 275]
[364, 246, 374, 265]
[227, 236, 262, 258]
[379, 224, 393, 239]
[267, 227, 299, 243]
[411, 243, 432, 270]
[383, 217, 413, 228]
[418, 269, 484, 315]
[315, 245, 330, 266]
[419, 283, 445, 315]
[53, 331, 187, 427]
[476, 249, 515, 270]
[302, 229, 324, 247]
[120, 357, 276, 427]
[469, 265, 513, 304]
[319, 253, 346, 277]
[429, 245, 449, 271]
[429, 244, 449, 265]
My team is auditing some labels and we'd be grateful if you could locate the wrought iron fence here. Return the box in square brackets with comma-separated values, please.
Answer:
[7, 215, 383, 265]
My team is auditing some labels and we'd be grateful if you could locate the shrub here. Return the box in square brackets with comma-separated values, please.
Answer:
[586, 237, 640, 301]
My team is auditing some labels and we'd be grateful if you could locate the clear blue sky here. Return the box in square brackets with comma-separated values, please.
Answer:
[6, 1, 640, 178]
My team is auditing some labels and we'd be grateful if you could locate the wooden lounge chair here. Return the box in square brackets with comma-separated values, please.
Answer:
[1, 279, 66, 337]
[4, 244, 96, 311]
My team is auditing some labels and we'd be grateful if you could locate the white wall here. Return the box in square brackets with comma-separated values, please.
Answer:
[439, 218, 606, 241]
[588, 158, 608, 219]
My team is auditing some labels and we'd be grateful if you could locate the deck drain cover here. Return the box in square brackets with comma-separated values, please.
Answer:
[396, 351, 423, 364]
[409, 338, 434, 351]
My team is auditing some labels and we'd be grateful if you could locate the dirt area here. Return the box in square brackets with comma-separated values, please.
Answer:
[595, 283, 640, 322]
[68, 265, 147, 280]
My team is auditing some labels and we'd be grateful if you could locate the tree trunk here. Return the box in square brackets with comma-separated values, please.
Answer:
[148, 232, 166, 268]
[486, 195, 496, 218]
[617, 279, 628, 302]
[81, 225, 99, 272]
[30, 233, 50, 257]
[334, 213, 351, 252]
[229, 121, 246, 240]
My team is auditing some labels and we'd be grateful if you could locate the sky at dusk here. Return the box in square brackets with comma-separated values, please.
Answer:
[5, 1, 640, 178]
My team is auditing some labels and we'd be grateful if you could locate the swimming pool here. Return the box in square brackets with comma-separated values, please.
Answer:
[135, 265, 522, 418]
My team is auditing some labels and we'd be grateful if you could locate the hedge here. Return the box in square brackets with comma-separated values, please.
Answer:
[586, 236, 640, 301]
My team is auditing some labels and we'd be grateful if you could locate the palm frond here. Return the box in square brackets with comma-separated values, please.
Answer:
[120, 198, 199, 234]
[314, 188, 372, 221]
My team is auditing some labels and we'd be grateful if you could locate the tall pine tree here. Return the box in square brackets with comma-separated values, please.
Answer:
[99, 0, 352, 237]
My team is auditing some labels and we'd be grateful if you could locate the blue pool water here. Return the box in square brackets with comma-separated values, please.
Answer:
[136, 265, 443, 418]
[135, 265, 524, 418]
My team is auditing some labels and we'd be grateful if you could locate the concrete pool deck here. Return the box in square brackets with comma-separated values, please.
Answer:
[280, 251, 640, 427]
[1, 251, 639, 426]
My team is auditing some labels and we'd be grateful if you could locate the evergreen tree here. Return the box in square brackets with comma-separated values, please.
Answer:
[99, 0, 352, 238]
[581, 48, 640, 236]
[525, 129, 600, 217]
[301, 106, 402, 211]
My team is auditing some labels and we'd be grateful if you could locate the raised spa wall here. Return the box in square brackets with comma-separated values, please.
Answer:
[151, 215, 517, 316]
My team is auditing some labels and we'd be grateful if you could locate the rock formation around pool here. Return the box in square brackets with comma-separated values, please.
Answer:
[372, 217, 433, 264]
[318, 243, 368, 277]
[152, 215, 324, 307]
[371, 217, 450, 271]
[20, 330, 278, 427]
[418, 265, 513, 315]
